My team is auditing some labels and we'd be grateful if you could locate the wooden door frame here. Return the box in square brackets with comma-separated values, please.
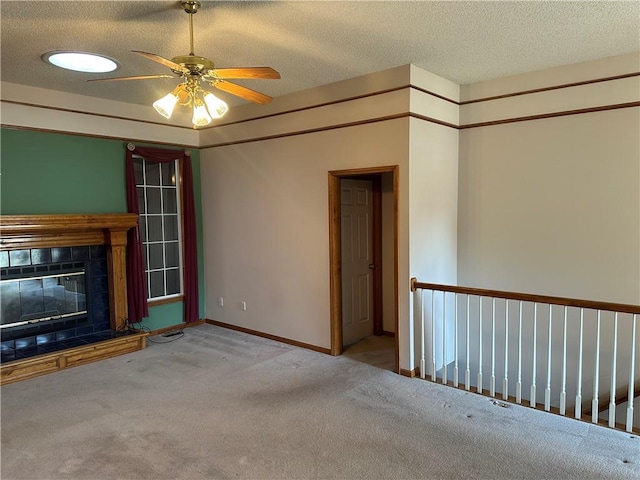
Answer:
[328, 165, 399, 373]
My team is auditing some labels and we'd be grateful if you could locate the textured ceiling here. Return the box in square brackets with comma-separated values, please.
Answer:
[1, 1, 639, 108]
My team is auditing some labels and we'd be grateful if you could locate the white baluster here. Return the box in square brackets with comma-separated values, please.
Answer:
[490, 297, 496, 397]
[431, 290, 436, 382]
[478, 297, 483, 394]
[454, 294, 459, 388]
[592, 310, 601, 424]
[420, 289, 425, 380]
[531, 303, 538, 408]
[503, 299, 509, 400]
[545, 305, 552, 412]
[442, 291, 447, 385]
[465, 295, 470, 391]
[516, 301, 523, 404]
[609, 312, 618, 428]
[575, 308, 584, 419]
[626, 314, 637, 432]
[560, 306, 567, 415]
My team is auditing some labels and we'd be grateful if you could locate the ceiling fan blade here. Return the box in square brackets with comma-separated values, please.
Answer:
[214, 81, 273, 104]
[132, 51, 187, 73]
[210, 67, 281, 80]
[87, 74, 175, 82]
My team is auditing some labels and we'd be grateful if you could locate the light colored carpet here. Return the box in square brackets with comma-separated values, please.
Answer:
[1, 324, 638, 480]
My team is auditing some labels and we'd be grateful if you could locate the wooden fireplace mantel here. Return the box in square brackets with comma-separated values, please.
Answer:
[0, 213, 139, 331]
[0, 213, 138, 250]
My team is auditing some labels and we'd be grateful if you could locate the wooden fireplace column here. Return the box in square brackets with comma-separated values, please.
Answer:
[0, 213, 139, 331]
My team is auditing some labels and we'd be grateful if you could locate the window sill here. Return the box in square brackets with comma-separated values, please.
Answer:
[148, 295, 184, 308]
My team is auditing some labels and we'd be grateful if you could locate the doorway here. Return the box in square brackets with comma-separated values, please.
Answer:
[328, 166, 399, 373]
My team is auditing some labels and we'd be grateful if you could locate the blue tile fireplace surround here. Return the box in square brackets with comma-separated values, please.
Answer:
[0, 245, 117, 362]
[0, 214, 141, 372]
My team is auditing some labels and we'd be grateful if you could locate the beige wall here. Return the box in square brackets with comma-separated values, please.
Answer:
[458, 109, 640, 304]
[200, 119, 410, 351]
[409, 118, 459, 371]
[409, 119, 459, 286]
[456, 53, 640, 406]
[460, 53, 639, 103]
[201, 55, 639, 374]
[458, 53, 640, 304]
[381, 172, 396, 334]
[200, 65, 460, 371]
[0, 82, 199, 147]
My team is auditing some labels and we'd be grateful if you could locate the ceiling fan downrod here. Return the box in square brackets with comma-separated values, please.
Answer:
[181, 0, 201, 56]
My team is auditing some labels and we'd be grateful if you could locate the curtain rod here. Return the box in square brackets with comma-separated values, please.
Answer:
[126, 142, 191, 156]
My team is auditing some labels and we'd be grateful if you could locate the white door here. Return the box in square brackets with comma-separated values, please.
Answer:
[341, 179, 374, 346]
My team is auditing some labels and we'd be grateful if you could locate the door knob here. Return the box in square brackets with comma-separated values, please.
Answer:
[368, 264, 375, 270]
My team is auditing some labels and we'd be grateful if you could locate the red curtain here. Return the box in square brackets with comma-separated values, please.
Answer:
[125, 144, 200, 324]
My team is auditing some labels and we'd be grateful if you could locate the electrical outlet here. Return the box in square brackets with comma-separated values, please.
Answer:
[241, 301, 247, 311]
[218, 297, 224, 307]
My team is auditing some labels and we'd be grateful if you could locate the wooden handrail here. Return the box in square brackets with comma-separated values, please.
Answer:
[410, 278, 640, 315]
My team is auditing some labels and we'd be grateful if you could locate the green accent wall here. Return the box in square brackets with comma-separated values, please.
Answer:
[1, 129, 127, 214]
[0, 128, 205, 331]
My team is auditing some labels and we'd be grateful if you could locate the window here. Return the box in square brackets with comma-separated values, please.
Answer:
[133, 157, 183, 301]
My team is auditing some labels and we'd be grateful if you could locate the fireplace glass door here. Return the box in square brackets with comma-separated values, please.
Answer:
[0, 270, 87, 329]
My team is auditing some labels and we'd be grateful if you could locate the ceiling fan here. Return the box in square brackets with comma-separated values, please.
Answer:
[89, 0, 280, 127]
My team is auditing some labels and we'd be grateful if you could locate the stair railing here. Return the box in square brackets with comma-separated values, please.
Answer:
[410, 278, 640, 433]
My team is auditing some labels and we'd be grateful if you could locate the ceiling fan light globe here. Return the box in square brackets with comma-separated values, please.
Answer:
[153, 92, 179, 119]
[192, 104, 212, 126]
[203, 92, 229, 119]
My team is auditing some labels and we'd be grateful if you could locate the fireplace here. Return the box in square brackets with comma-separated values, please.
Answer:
[0, 243, 116, 361]
[0, 214, 140, 368]
[1, 268, 88, 330]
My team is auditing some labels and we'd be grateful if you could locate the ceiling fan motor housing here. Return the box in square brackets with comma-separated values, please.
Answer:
[171, 54, 214, 75]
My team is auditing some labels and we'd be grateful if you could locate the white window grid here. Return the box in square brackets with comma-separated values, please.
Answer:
[134, 156, 184, 301]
